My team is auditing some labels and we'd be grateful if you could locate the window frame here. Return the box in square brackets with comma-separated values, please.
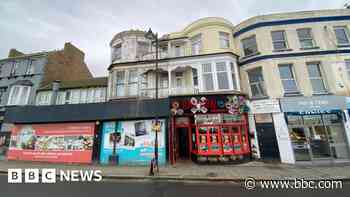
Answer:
[297, 28, 316, 49]
[271, 30, 289, 51]
[112, 43, 122, 62]
[25, 59, 35, 75]
[191, 34, 202, 55]
[7, 85, 31, 106]
[247, 67, 267, 98]
[0, 87, 7, 105]
[10, 61, 19, 76]
[215, 62, 230, 90]
[230, 62, 238, 90]
[278, 63, 300, 94]
[241, 35, 258, 57]
[202, 63, 215, 91]
[306, 62, 328, 94]
[219, 32, 230, 49]
[334, 26, 350, 46]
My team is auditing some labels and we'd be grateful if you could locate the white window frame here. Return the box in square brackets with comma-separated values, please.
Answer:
[297, 28, 316, 49]
[271, 30, 288, 50]
[219, 32, 230, 48]
[7, 85, 31, 106]
[201, 63, 214, 91]
[334, 26, 350, 46]
[278, 64, 299, 94]
[111, 43, 122, 62]
[215, 62, 230, 90]
[247, 67, 267, 98]
[230, 62, 238, 90]
[175, 72, 184, 88]
[10, 61, 19, 76]
[0, 87, 7, 105]
[116, 70, 126, 97]
[306, 62, 328, 94]
[36, 91, 52, 105]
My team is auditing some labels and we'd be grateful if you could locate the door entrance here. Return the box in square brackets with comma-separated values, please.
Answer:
[175, 127, 190, 161]
[256, 123, 280, 160]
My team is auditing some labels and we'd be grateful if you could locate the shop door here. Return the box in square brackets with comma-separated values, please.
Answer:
[176, 127, 190, 160]
[306, 126, 332, 160]
[256, 123, 280, 160]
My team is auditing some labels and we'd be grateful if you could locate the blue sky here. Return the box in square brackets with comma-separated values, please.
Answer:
[0, 0, 348, 76]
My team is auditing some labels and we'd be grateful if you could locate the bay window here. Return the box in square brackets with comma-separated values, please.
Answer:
[216, 62, 229, 90]
[202, 63, 214, 91]
[307, 62, 327, 94]
[116, 70, 126, 97]
[230, 62, 238, 90]
[175, 72, 184, 88]
[128, 70, 138, 96]
[8, 85, 31, 105]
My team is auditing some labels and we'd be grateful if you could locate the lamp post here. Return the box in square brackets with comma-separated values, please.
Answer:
[145, 28, 159, 173]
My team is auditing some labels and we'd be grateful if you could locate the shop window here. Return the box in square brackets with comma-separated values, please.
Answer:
[289, 127, 311, 161]
[219, 32, 230, 48]
[307, 62, 327, 94]
[297, 28, 316, 49]
[241, 35, 258, 57]
[247, 67, 267, 98]
[278, 64, 299, 94]
[202, 63, 214, 91]
[191, 34, 201, 55]
[7, 85, 31, 106]
[287, 115, 303, 125]
[334, 26, 350, 46]
[271, 30, 288, 50]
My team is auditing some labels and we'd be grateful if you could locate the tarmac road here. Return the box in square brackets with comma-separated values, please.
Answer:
[1, 174, 349, 197]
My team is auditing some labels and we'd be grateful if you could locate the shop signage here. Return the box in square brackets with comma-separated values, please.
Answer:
[100, 119, 166, 165]
[170, 95, 248, 115]
[280, 96, 346, 115]
[249, 99, 280, 114]
[7, 123, 95, 164]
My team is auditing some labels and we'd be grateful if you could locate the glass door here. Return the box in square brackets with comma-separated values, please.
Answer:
[307, 126, 332, 159]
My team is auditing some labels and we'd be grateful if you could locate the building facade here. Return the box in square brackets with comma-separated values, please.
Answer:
[235, 9, 350, 164]
[3, 8, 350, 166]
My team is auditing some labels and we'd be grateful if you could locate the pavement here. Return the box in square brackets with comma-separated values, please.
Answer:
[1, 159, 350, 181]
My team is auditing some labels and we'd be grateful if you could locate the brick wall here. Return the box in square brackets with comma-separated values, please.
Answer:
[40, 42, 93, 86]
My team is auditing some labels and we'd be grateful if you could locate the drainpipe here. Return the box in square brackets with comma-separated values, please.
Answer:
[51, 80, 61, 105]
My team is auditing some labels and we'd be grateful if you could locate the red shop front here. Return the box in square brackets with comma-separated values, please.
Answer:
[169, 94, 250, 164]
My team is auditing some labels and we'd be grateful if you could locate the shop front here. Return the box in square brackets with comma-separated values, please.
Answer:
[248, 99, 281, 161]
[99, 119, 167, 166]
[281, 96, 350, 164]
[169, 94, 250, 164]
[7, 122, 95, 164]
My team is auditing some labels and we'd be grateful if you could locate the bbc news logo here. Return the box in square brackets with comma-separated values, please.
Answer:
[8, 168, 102, 183]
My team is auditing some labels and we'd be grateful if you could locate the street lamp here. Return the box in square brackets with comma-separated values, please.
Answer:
[145, 28, 160, 174]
